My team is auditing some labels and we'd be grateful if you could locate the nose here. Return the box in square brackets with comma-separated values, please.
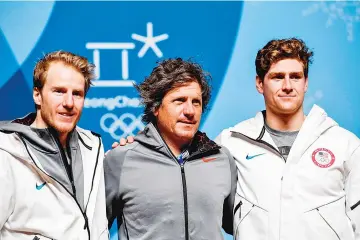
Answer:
[63, 93, 74, 109]
[183, 101, 195, 118]
[282, 76, 293, 93]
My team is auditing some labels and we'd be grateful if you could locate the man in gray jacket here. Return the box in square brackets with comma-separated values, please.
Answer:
[105, 58, 237, 240]
[0, 51, 108, 239]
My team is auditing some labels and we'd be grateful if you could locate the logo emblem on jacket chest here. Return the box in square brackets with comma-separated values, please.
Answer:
[311, 148, 335, 168]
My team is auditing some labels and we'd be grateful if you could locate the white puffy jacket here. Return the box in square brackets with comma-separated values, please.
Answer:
[216, 105, 360, 240]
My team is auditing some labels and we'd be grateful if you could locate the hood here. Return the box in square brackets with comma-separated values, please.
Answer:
[135, 122, 220, 160]
[0, 113, 57, 154]
[0, 113, 79, 158]
[230, 104, 338, 161]
[231, 104, 337, 140]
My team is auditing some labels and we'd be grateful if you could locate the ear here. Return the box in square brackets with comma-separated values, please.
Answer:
[256, 76, 264, 94]
[153, 106, 159, 117]
[304, 77, 309, 93]
[33, 87, 42, 107]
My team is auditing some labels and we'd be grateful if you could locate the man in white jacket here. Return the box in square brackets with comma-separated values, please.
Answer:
[0, 51, 108, 239]
[216, 38, 360, 240]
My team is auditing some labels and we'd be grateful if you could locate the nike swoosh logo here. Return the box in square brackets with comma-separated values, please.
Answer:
[202, 157, 217, 162]
[246, 153, 265, 160]
[36, 182, 47, 190]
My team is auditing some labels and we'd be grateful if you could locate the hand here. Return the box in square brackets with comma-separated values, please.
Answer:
[111, 136, 135, 149]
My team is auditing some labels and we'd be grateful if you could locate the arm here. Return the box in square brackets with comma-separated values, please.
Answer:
[345, 145, 360, 240]
[104, 148, 126, 228]
[221, 147, 237, 235]
[0, 151, 14, 229]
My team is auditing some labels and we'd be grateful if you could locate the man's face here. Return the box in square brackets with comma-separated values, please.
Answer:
[33, 62, 85, 137]
[256, 59, 308, 115]
[154, 81, 202, 149]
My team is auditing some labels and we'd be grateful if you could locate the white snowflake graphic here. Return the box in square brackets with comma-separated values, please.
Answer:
[302, 1, 360, 41]
[131, 22, 169, 58]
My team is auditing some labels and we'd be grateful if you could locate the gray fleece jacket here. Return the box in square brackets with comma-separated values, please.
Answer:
[105, 122, 236, 240]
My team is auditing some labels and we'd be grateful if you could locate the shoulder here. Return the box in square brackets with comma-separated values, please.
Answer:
[330, 124, 359, 142]
[218, 145, 233, 159]
[218, 145, 237, 183]
[217, 145, 236, 169]
[329, 124, 360, 152]
[75, 126, 104, 152]
[104, 142, 140, 168]
[215, 117, 255, 144]
[76, 126, 101, 139]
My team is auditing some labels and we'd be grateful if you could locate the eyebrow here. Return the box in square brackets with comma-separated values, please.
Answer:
[268, 72, 285, 78]
[51, 86, 85, 93]
[289, 72, 304, 77]
[268, 71, 304, 78]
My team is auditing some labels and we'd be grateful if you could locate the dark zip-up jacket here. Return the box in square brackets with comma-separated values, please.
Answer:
[105, 122, 236, 240]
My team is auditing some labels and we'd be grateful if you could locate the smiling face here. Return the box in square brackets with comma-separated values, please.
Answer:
[256, 58, 308, 116]
[33, 62, 85, 143]
[154, 81, 202, 153]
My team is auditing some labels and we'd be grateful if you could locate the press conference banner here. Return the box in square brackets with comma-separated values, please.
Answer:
[1, 1, 359, 239]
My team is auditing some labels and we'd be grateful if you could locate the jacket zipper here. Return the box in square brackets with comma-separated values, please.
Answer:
[155, 130, 190, 240]
[58, 139, 76, 197]
[180, 163, 189, 240]
[19, 135, 102, 239]
[154, 125, 222, 240]
[176, 151, 222, 240]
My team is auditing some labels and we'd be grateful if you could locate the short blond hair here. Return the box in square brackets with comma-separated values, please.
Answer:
[33, 50, 95, 94]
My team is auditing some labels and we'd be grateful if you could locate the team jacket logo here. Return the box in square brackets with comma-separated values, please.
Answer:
[246, 153, 265, 160]
[311, 148, 335, 168]
[202, 157, 217, 163]
[36, 182, 47, 190]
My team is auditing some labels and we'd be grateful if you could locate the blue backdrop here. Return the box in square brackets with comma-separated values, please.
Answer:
[1, 1, 359, 239]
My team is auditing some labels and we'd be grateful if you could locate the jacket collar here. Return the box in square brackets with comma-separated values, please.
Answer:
[231, 104, 337, 140]
[0, 112, 81, 154]
[135, 122, 220, 159]
[230, 105, 338, 163]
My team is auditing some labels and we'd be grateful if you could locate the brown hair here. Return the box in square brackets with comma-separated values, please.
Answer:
[33, 50, 95, 94]
[135, 58, 212, 123]
[255, 38, 314, 81]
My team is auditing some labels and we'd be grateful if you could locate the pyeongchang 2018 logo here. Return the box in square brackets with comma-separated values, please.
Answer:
[84, 22, 169, 140]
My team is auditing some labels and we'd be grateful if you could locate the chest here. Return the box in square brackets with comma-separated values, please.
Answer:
[119, 151, 231, 214]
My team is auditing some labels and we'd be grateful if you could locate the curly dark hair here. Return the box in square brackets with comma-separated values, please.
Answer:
[255, 38, 314, 81]
[135, 58, 212, 123]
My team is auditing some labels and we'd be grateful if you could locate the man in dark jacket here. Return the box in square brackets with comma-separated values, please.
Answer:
[105, 58, 236, 240]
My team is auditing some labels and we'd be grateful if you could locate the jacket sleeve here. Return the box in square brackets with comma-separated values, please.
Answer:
[345, 145, 360, 240]
[104, 146, 127, 229]
[0, 151, 14, 230]
[221, 146, 237, 235]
